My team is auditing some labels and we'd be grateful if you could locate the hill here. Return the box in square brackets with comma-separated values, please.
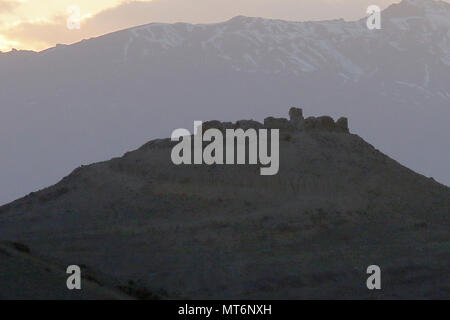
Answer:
[1, 108, 449, 299]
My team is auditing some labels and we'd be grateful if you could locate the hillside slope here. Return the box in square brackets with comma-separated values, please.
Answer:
[1, 109, 449, 299]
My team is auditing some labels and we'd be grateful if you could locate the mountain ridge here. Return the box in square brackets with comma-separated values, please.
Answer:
[1, 0, 449, 206]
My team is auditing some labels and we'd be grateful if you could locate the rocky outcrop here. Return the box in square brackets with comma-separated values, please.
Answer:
[336, 117, 349, 133]
[202, 108, 349, 133]
[263, 117, 292, 130]
[236, 120, 264, 130]
[288, 107, 305, 130]
[202, 120, 224, 132]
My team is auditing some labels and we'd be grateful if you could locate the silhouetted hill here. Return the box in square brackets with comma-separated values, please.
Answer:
[1, 109, 449, 299]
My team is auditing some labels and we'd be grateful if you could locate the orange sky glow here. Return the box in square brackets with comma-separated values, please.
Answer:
[0, 0, 135, 51]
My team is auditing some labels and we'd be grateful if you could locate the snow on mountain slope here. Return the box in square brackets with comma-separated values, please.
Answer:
[1, 0, 449, 204]
[44, 0, 449, 84]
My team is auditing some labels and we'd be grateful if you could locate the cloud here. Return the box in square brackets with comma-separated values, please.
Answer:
[1, 16, 76, 50]
[0, 0, 19, 12]
[0, 0, 20, 20]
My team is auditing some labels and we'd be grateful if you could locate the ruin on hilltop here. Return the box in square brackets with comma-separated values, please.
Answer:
[202, 108, 350, 133]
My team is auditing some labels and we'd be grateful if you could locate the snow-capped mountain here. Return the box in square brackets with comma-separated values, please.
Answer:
[1, 0, 449, 204]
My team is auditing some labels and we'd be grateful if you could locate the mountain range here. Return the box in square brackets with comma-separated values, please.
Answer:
[1, 0, 449, 206]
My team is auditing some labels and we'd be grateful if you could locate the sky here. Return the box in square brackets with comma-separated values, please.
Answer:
[0, 0, 435, 52]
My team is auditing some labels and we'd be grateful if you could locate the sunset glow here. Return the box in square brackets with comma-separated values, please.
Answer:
[0, 0, 141, 51]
